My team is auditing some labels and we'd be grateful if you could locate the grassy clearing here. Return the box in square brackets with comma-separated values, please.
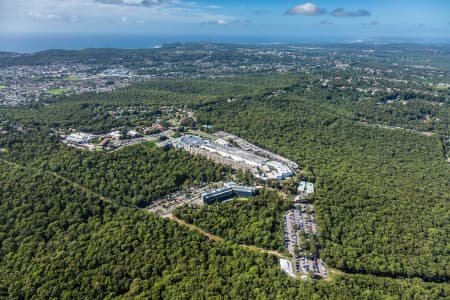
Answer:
[47, 88, 71, 95]
[146, 141, 157, 148]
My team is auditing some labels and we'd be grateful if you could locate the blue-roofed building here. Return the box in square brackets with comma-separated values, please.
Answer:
[201, 182, 256, 205]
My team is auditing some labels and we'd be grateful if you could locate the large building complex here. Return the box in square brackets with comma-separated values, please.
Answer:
[214, 131, 299, 170]
[201, 182, 256, 205]
[173, 134, 295, 181]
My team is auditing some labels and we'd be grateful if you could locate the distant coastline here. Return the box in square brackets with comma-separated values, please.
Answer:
[1, 33, 449, 53]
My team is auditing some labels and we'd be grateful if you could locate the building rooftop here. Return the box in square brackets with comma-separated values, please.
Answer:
[175, 133, 294, 181]
[201, 182, 256, 204]
[298, 181, 315, 195]
[280, 259, 296, 278]
[175, 135, 205, 147]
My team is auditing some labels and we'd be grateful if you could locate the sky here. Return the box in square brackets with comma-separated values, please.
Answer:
[1, 0, 450, 42]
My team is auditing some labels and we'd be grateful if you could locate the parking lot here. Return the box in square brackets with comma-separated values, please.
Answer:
[283, 204, 328, 277]
[147, 183, 221, 217]
[149, 184, 328, 278]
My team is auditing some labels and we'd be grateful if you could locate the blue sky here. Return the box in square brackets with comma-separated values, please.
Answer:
[1, 0, 449, 41]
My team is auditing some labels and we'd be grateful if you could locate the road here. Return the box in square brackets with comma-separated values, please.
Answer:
[0, 157, 115, 205]
[166, 214, 290, 260]
[355, 121, 436, 137]
[1, 157, 302, 275]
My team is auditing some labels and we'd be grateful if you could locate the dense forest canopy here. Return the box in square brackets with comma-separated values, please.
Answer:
[1, 64, 450, 298]
[174, 190, 291, 251]
[197, 90, 450, 281]
[1, 161, 449, 299]
[0, 130, 228, 207]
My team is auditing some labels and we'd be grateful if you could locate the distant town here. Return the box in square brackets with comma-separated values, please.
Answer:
[0, 64, 133, 106]
[2, 44, 449, 107]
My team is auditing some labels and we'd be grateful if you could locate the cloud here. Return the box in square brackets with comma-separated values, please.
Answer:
[94, 0, 173, 7]
[201, 18, 251, 26]
[3, 0, 245, 33]
[331, 8, 371, 18]
[362, 21, 378, 26]
[286, 3, 326, 16]
[206, 5, 223, 9]
[216, 19, 227, 25]
[28, 12, 63, 21]
[27, 11, 80, 23]
[201, 19, 229, 25]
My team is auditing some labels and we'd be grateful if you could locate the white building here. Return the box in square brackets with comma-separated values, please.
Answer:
[127, 130, 140, 137]
[215, 138, 230, 147]
[174, 133, 294, 181]
[298, 181, 315, 195]
[66, 132, 96, 144]
[174, 135, 205, 150]
[280, 259, 296, 278]
[108, 131, 122, 140]
[266, 161, 294, 180]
